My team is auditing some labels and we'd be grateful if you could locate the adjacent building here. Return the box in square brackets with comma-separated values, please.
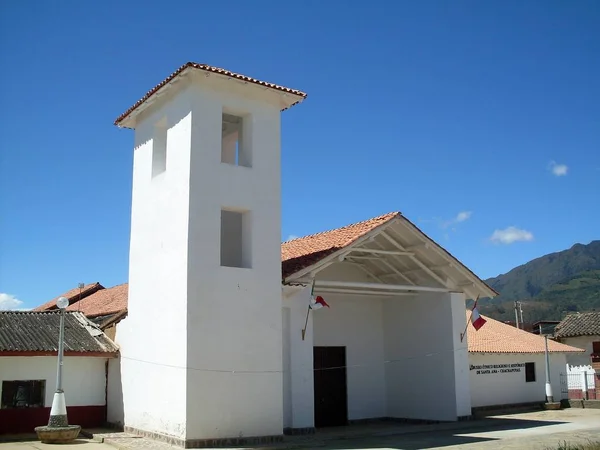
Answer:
[466, 313, 583, 410]
[554, 312, 600, 399]
[0, 311, 119, 434]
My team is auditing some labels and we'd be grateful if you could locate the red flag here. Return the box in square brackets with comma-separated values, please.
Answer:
[471, 300, 486, 331]
[309, 295, 329, 310]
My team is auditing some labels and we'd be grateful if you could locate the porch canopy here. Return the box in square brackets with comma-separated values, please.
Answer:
[282, 212, 496, 301]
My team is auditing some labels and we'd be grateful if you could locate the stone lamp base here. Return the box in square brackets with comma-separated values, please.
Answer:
[35, 391, 81, 443]
[35, 425, 81, 444]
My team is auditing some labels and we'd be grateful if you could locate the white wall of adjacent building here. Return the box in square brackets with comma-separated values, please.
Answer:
[560, 335, 599, 367]
[0, 356, 107, 407]
[468, 352, 568, 408]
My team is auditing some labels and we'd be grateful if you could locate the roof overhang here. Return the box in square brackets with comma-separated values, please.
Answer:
[115, 62, 307, 129]
[283, 215, 497, 300]
[0, 350, 119, 358]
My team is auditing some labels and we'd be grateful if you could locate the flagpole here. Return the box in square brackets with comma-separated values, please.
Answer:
[301, 279, 316, 341]
[461, 295, 479, 342]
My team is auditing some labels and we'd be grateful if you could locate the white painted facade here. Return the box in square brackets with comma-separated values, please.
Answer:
[0, 356, 107, 407]
[120, 71, 302, 441]
[560, 335, 600, 367]
[281, 262, 472, 427]
[468, 353, 567, 408]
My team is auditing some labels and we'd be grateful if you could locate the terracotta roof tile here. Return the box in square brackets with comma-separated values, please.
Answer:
[33, 282, 104, 312]
[114, 62, 307, 127]
[467, 312, 584, 354]
[281, 212, 400, 278]
[66, 283, 128, 318]
[554, 312, 600, 338]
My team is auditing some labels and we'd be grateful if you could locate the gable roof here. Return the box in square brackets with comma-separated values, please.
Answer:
[554, 312, 600, 339]
[65, 283, 129, 318]
[282, 211, 497, 299]
[282, 212, 398, 278]
[33, 282, 104, 312]
[467, 312, 584, 354]
[0, 311, 119, 355]
[114, 62, 307, 128]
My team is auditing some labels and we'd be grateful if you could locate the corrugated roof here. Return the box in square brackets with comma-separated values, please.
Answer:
[0, 311, 119, 354]
[114, 62, 307, 128]
[467, 312, 584, 354]
[554, 312, 600, 338]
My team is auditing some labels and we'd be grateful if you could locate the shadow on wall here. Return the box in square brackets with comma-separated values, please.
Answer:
[107, 356, 124, 429]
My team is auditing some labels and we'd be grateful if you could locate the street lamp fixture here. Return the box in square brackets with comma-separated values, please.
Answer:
[35, 296, 81, 443]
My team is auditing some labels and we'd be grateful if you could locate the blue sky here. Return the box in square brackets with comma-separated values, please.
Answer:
[1, 0, 599, 310]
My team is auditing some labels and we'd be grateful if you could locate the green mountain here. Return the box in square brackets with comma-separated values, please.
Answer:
[478, 240, 600, 323]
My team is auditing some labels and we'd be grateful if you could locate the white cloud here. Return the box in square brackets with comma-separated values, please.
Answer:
[548, 161, 568, 176]
[455, 211, 472, 223]
[0, 292, 24, 310]
[441, 211, 472, 229]
[490, 226, 534, 245]
[285, 234, 299, 242]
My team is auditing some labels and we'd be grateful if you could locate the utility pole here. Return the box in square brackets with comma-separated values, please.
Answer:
[518, 301, 524, 329]
[514, 301, 520, 329]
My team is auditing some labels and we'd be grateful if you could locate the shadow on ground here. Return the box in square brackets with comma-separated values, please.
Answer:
[293, 417, 569, 450]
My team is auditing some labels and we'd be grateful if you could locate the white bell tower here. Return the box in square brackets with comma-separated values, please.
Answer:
[115, 63, 306, 446]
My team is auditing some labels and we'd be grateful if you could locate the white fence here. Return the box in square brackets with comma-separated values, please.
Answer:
[560, 366, 598, 400]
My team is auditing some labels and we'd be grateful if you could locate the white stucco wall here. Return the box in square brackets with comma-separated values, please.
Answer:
[0, 356, 107, 407]
[106, 321, 124, 427]
[281, 261, 470, 426]
[312, 293, 387, 421]
[468, 352, 567, 408]
[282, 286, 315, 430]
[383, 291, 468, 421]
[561, 335, 598, 367]
[120, 86, 191, 438]
[123, 74, 286, 440]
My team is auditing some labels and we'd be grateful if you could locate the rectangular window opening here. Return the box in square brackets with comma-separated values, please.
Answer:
[152, 123, 167, 177]
[1, 380, 46, 409]
[221, 112, 251, 167]
[525, 362, 535, 383]
[220, 208, 252, 268]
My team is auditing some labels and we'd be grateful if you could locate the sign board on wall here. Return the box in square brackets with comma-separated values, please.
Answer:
[470, 363, 525, 375]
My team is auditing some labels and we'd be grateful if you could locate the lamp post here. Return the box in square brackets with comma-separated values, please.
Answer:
[544, 334, 554, 403]
[35, 297, 81, 443]
[49, 296, 69, 427]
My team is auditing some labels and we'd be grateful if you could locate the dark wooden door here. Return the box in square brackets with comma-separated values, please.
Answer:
[313, 346, 348, 428]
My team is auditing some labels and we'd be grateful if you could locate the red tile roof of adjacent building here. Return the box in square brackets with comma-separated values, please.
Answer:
[65, 283, 129, 318]
[114, 62, 307, 127]
[33, 282, 104, 312]
[467, 312, 584, 354]
[281, 212, 399, 278]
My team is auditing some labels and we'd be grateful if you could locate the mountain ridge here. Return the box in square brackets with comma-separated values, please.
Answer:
[478, 240, 600, 323]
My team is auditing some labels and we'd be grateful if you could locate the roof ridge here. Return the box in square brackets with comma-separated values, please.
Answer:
[283, 212, 400, 244]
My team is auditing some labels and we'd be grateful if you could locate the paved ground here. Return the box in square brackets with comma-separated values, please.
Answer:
[2, 409, 599, 450]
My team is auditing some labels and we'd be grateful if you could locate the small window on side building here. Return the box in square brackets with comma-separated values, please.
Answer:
[525, 362, 535, 382]
[1, 380, 46, 409]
